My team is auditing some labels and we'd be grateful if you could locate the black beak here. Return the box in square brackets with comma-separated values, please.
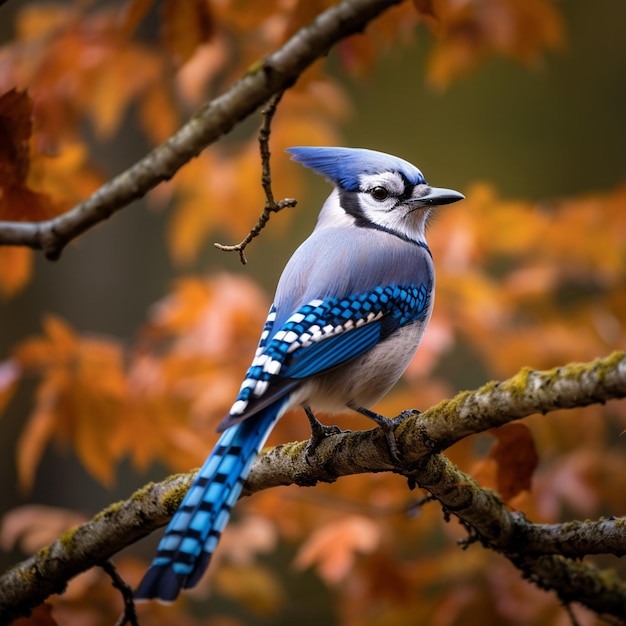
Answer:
[419, 186, 465, 206]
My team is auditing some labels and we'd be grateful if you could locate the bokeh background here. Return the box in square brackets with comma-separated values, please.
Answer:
[1, 1, 625, 624]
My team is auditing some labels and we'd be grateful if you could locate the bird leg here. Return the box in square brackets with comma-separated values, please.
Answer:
[303, 405, 349, 462]
[350, 406, 417, 463]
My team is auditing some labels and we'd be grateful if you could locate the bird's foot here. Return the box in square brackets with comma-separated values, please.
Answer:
[352, 406, 420, 463]
[304, 406, 350, 464]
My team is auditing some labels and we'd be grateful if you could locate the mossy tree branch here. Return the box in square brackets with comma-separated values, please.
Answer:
[1, 352, 626, 622]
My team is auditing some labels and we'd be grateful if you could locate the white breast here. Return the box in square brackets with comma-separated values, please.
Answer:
[290, 315, 432, 415]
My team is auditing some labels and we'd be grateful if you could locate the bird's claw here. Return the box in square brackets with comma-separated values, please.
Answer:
[304, 405, 350, 464]
[304, 422, 349, 464]
[352, 406, 420, 464]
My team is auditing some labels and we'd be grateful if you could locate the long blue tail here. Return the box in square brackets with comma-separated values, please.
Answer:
[135, 402, 284, 602]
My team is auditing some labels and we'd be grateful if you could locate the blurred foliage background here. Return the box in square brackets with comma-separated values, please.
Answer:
[0, 0, 625, 624]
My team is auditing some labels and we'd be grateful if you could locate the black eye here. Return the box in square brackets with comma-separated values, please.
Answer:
[370, 186, 389, 201]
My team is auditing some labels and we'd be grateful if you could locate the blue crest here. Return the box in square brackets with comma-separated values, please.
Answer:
[287, 146, 426, 191]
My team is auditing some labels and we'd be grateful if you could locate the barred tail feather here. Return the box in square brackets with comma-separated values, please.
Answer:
[135, 401, 285, 602]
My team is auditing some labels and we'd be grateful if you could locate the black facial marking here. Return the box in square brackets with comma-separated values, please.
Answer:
[338, 188, 431, 255]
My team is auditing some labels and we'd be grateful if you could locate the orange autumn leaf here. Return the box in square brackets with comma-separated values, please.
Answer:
[128, 274, 271, 473]
[0, 246, 33, 299]
[146, 273, 269, 355]
[490, 423, 539, 501]
[8, 4, 167, 143]
[336, 3, 419, 76]
[420, 0, 564, 89]
[294, 516, 381, 584]
[218, 515, 277, 566]
[26, 141, 102, 209]
[427, 182, 626, 383]
[14, 315, 127, 489]
[138, 83, 180, 145]
[161, 0, 215, 66]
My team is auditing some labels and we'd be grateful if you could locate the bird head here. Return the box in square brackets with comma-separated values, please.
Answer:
[287, 146, 464, 244]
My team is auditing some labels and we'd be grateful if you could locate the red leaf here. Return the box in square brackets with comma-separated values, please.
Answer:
[0, 89, 56, 223]
[0, 89, 32, 185]
[490, 423, 539, 501]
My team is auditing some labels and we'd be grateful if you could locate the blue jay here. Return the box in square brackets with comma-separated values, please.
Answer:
[135, 146, 464, 602]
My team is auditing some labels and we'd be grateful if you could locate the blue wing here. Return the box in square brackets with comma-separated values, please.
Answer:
[219, 283, 431, 430]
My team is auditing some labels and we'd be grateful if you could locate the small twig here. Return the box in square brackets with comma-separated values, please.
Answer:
[259, 91, 286, 208]
[100, 560, 138, 626]
[214, 91, 297, 264]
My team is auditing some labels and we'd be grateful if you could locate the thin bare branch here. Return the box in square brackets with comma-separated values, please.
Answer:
[100, 560, 139, 626]
[214, 90, 297, 263]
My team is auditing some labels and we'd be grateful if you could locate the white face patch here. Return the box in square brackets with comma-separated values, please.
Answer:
[359, 171, 406, 198]
[356, 171, 430, 243]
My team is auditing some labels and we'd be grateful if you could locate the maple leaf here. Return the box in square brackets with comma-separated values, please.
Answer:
[490, 423, 539, 501]
[127, 274, 272, 473]
[420, 0, 565, 88]
[294, 516, 381, 584]
[14, 316, 127, 489]
[6, 4, 173, 144]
